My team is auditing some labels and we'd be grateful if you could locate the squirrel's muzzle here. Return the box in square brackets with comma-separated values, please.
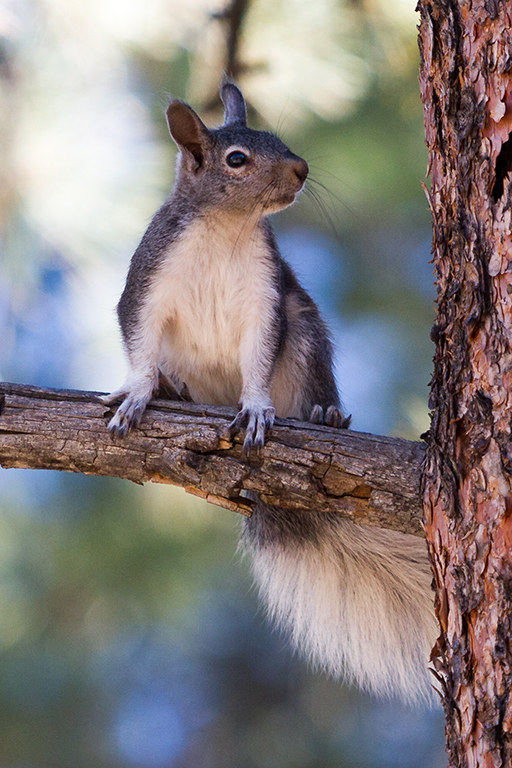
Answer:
[292, 158, 309, 186]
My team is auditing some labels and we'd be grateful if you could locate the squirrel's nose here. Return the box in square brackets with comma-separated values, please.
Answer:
[292, 159, 309, 185]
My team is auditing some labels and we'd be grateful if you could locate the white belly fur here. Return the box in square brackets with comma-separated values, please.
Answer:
[148, 216, 273, 406]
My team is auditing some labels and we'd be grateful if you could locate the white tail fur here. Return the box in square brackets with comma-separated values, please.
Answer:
[243, 515, 437, 705]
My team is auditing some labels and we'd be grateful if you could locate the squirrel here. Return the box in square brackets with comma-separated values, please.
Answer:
[102, 80, 438, 705]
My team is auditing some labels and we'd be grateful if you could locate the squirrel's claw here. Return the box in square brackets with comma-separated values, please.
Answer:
[309, 404, 324, 424]
[309, 404, 351, 430]
[325, 405, 347, 429]
[98, 388, 128, 406]
[229, 405, 275, 453]
[107, 394, 149, 437]
[103, 381, 155, 438]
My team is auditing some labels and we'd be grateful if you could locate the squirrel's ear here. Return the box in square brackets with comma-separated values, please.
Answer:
[220, 81, 247, 127]
[166, 101, 209, 167]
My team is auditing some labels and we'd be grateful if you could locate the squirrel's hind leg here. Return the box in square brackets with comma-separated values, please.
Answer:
[156, 371, 192, 401]
[309, 404, 351, 429]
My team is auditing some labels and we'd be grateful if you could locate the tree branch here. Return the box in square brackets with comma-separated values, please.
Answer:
[212, 0, 252, 80]
[0, 382, 425, 536]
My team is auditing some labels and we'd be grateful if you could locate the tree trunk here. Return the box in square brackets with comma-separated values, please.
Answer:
[418, 1, 512, 764]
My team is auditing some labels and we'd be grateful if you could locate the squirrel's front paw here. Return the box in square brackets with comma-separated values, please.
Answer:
[101, 380, 155, 438]
[107, 393, 151, 437]
[228, 404, 275, 453]
[309, 404, 351, 429]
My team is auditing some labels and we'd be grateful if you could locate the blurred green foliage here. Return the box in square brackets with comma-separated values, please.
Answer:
[0, 0, 446, 765]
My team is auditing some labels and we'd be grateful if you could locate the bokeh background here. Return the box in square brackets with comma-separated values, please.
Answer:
[0, 0, 446, 766]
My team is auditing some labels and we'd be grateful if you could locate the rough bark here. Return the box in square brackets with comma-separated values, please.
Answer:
[418, 1, 512, 765]
[0, 381, 425, 536]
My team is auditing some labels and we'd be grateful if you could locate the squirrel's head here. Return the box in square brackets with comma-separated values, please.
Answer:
[166, 81, 308, 217]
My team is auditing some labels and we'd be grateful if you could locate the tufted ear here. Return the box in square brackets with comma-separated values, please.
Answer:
[166, 101, 209, 168]
[220, 80, 247, 127]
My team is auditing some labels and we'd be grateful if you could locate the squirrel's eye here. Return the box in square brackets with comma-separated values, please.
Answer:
[226, 151, 248, 168]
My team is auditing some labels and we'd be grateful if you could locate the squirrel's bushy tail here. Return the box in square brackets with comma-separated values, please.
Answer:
[242, 504, 437, 705]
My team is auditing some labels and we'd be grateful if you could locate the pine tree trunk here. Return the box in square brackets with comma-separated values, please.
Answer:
[418, 1, 512, 764]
